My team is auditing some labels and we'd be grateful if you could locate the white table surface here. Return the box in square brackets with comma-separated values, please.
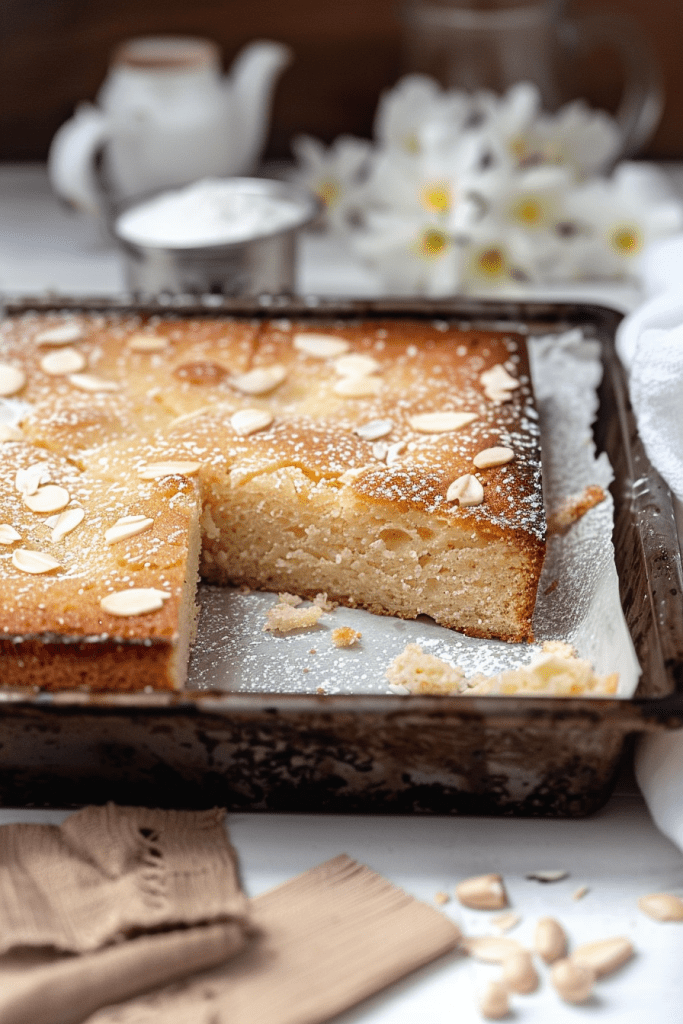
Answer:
[1, 163, 683, 1024]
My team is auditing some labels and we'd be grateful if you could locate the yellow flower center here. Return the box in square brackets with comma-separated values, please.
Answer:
[422, 182, 451, 215]
[419, 229, 448, 260]
[476, 247, 507, 278]
[316, 179, 341, 209]
[511, 197, 544, 227]
[610, 224, 642, 256]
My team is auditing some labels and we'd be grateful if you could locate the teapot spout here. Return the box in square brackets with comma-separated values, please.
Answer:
[228, 40, 292, 172]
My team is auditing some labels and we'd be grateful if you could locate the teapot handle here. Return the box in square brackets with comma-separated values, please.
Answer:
[48, 103, 111, 214]
[558, 10, 664, 158]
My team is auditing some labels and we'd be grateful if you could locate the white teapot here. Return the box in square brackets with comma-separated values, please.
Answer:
[48, 36, 291, 214]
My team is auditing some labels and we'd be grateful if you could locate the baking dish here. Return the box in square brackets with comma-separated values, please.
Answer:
[1, 295, 681, 815]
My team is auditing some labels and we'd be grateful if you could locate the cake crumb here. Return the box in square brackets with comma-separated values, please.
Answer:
[331, 626, 362, 648]
[492, 911, 521, 932]
[547, 484, 606, 535]
[316, 686, 326, 694]
[386, 641, 618, 696]
[278, 592, 303, 606]
[434, 891, 450, 906]
[263, 602, 324, 633]
[544, 579, 559, 595]
[314, 591, 337, 612]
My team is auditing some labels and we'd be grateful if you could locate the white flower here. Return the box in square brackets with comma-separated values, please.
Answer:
[291, 134, 372, 230]
[374, 74, 471, 156]
[560, 163, 683, 279]
[350, 210, 463, 296]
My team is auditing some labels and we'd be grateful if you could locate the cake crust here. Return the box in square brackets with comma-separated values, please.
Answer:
[0, 312, 545, 690]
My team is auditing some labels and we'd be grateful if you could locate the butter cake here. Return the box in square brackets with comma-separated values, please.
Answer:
[0, 312, 545, 691]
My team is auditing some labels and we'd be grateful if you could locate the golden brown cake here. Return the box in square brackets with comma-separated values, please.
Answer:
[0, 312, 545, 691]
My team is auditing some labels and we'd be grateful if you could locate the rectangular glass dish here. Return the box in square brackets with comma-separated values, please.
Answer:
[1, 295, 682, 816]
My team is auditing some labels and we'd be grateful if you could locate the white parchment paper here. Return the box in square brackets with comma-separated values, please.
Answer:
[187, 328, 640, 697]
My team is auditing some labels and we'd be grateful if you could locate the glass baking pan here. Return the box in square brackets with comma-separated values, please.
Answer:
[1, 295, 681, 816]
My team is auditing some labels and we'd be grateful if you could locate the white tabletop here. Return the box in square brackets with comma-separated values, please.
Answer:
[1, 163, 682, 1023]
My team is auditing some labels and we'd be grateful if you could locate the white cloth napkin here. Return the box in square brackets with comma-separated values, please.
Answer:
[616, 232, 683, 853]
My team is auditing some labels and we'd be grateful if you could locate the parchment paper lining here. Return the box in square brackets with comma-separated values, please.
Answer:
[187, 328, 640, 698]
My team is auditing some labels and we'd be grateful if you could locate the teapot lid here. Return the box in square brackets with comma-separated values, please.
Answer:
[111, 36, 221, 73]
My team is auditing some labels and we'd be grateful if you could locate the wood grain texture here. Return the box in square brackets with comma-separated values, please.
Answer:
[0, 0, 681, 159]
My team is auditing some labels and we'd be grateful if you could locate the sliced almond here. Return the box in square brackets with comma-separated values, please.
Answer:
[0, 424, 23, 442]
[0, 364, 26, 398]
[385, 440, 407, 466]
[293, 333, 350, 358]
[573, 885, 590, 901]
[456, 873, 508, 910]
[230, 409, 274, 436]
[372, 442, 388, 462]
[355, 418, 393, 441]
[138, 461, 201, 480]
[23, 485, 70, 514]
[463, 936, 525, 963]
[408, 411, 477, 433]
[68, 373, 119, 392]
[492, 911, 520, 933]
[333, 376, 382, 398]
[12, 548, 61, 574]
[638, 892, 683, 921]
[230, 365, 287, 395]
[127, 333, 168, 352]
[481, 364, 520, 403]
[551, 958, 594, 1004]
[35, 323, 83, 345]
[0, 524, 21, 544]
[478, 981, 509, 1020]
[50, 507, 85, 542]
[571, 937, 634, 977]
[502, 950, 539, 994]
[100, 588, 171, 617]
[474, 446, 515, 469]
[105, 515, 154, 545]
[39, 348, 86, 375]
[534, 917, 567, 964]
[338, 465, 375, 485]
[15, 462, 51, 496]
[446, 474, 484, 507]
[334, 353, 380, 377]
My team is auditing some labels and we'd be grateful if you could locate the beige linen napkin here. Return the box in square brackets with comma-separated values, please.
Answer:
[0, 804, 249, 1024]
[86, 853, 462, 1024]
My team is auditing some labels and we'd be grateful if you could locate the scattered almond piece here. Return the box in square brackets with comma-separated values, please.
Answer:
[0, 364, 26, 397]
[573, 885, 589, 901]
[332, 627, 361, 648]
[138, 461, 201, 480]
[638, 893, 683, 921]
[408, 411, 477, 433]
[334, 353, 380, 377]
[473, 446, 515, 469]
[502, 950, 539, 994]
[492, 911, 520, 933]
[463, 936, 525, 964]
[480, 364, 520, 403]
[230, 365, 287, 395]
[434, 891, 450, 906]
[50, 507, 85, 543]
[127, 333, 168, 352]
[534, 916, 567, 964]
[478, 981, 509, 1020]
[571, 937, 634, 977]
[68, 373, 119, 392]
[230, 408, 274, 436]
[456, 873, 508, 910]
[35, 323, 83, 345]
[0, 524, 21, 544]
[100, 588, 171, 617]
[12, 548, 61, 575]
[446, 474, 484, 507]
[526, 869, 568, 883]
[23, 485, 71, 514]
[551, 958, 594, 1004]
[293, 333, 350, 358]
[15, 461, 50, 496]
[263, 603, 324, 633]
[355, 418, 393, 441]
[40, 347, 86, 375]
[333, 375, 382, 398]
[105, 515, 154, 545]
